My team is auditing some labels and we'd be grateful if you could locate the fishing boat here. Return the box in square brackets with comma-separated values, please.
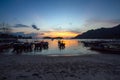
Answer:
[0, 38, 19, 52]
[82, 41, 120, 53]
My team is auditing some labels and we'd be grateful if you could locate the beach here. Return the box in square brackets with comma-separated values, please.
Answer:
[0, 0, 120, 79]
[0, 54, 120, 80]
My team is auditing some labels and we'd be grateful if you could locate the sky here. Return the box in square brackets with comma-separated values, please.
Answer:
[0, 0, 120, 38]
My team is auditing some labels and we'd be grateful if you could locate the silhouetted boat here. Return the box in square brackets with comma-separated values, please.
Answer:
[82, 41, 120, 53]
[58, 40, 65, 49]
[0, 38, 18, 52]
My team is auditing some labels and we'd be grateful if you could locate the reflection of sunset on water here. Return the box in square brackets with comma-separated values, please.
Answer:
[43, 39, 80, 49]
[64, 40, 79, 47]
[16, 39, 99, 55]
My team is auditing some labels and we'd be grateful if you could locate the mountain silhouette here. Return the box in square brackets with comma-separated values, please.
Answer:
[74, 24, 120, 39]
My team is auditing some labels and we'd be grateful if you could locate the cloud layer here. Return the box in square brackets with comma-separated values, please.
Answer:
[12, 24, 40, 30]
[13, 24, 29, 28]
[82, 19, 120, 31]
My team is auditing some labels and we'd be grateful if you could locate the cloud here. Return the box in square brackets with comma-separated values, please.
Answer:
[83, 18, 120, 31]
[11, 32, 38, 38]
[13, 24, 40, 31]
[86, 19, 120, 25]
[39, 33, 44, 35]
[13, 24, 40, 30]
[69, 30, 81, 34]
[37, 31, 78, 38]
[32, 25, 40, 30]
[51, 22, 74, 31]
[13, 24, 29, 28]
[53, 27, 62, 31]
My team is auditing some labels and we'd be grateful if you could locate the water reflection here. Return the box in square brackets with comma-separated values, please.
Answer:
[11, 41, 49, 54]
[1, 39, 101, 55]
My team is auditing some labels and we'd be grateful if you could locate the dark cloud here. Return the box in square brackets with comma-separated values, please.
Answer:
[12, 24, 40, 30]
[13, 24, 29, 28]
[32, 25, 40, 30]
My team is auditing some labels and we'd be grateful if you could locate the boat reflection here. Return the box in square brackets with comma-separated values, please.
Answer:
[1, 39, 104, 55]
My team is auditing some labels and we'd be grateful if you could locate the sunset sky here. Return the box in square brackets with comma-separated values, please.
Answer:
[0, 0, 120, 38]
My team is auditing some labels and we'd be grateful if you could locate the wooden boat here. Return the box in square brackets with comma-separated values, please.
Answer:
[91, 43, 120, 53]
[0, 38, 18, 52]
[58, 40, 65, 49]
[82, 41, 120, 53]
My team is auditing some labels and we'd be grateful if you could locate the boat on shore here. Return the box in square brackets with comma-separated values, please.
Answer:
[0, 38, 19, 52]
[82, 41, 120, 53]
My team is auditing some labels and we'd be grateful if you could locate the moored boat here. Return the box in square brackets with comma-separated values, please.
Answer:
[0, 38, 19, 52]
[82, 41, 120, 53]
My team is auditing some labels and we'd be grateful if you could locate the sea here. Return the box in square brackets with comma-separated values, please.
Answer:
[4, 39, 120, 56]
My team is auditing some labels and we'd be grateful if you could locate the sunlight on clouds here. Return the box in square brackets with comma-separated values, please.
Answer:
[37, 31, 79, 38]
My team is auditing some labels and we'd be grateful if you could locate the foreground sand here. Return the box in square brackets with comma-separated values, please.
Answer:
[0, 54, 120, 80]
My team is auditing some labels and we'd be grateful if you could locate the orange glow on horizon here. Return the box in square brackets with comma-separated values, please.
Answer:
[37, 31, 79, 38]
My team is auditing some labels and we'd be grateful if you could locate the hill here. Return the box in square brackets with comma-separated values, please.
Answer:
[74, 24, 120, 39]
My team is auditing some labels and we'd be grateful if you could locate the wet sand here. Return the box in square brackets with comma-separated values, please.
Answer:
[0, 54, 120, 80]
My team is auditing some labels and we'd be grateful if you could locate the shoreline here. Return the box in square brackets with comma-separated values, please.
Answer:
[0, 54, 120, 80]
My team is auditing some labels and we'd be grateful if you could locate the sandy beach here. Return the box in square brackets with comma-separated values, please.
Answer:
[0, 54, 120, 80]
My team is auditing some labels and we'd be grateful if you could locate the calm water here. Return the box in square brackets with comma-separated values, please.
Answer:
[5, 39, 115, 56]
